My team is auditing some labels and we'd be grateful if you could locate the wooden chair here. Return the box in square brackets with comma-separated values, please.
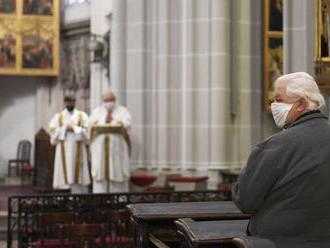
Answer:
[218, 182, 233, 200]
[8, 140, 31, 176]
[33, 212, 77, 248]
[21, 162, 34, 185]
[59, 223, 106, 248]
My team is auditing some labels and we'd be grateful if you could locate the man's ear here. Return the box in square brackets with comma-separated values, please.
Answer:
[297, 99, 307, 112]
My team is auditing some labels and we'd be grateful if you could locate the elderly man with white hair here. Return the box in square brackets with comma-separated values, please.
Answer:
[232, 72, 330, 237]
[89, 91, 131, 193]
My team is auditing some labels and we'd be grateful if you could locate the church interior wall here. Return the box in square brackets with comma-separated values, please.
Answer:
[0, 77, 45, 176]
[0, 0, 322, 189]
[108, 0, 267, 189]
[62, 0, 90, 25]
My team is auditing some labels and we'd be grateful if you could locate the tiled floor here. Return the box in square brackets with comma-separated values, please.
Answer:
[0, 176, 35, 211]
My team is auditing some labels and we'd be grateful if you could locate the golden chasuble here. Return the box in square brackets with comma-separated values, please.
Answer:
[58, 112, 68, 185]
[74, 111, 83, 184]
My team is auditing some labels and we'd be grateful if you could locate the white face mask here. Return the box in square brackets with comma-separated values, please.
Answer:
[104, 101, 115, 111]
[271, 102, 294, 128]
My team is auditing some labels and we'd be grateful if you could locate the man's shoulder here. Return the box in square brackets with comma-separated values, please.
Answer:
[75, 109, 88, 119]
[75, 109, 88, 116]
[52, 110, 64, 118]
[91, 105, 103, 114]
[257, 130, 296, 149]
[259, 121, 326, 149]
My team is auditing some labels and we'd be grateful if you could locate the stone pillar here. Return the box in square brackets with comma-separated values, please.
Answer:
[110, 0, 127, 104]
[283, 0, 315, 74]
[90, 0, 113, 110]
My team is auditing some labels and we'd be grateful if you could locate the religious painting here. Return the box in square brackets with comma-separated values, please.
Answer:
[315, 0, 330, 60]
[22, 35, 53, 69]
[0, 32, 16, 68]
[267, 38, 283, 102]
[20, 19, 58, 75]
[0, 0, 16, 14]
[23, 0, 53, 16]
[0, 17, 18, 74]
[0, 0, 59, 76]
[263, 0, 283, 111]
[269, 0, 282, 31]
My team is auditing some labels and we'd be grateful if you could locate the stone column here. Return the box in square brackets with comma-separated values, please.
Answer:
[283, 0, 315, 73]
[90, 0, 113, 110]
[110, 0, 127, 104]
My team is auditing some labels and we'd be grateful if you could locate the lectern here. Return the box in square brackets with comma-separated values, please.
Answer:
[33, 128, 55, 191]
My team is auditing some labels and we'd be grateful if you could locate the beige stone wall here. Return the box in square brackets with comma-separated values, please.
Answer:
[109, 0, 266, 181]
[107, 0, 318, 186]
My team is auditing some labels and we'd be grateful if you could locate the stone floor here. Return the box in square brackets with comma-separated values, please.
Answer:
[0, 177, 36, 212]
[0, 176, 22, 186]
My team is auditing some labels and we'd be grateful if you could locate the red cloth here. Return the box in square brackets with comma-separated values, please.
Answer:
[130, 175, 158, 186]
[105, 236, 134, 243]
[21, 163, 34, 173]
[34, 239, 73, 247]
[95, 236, 134, 244]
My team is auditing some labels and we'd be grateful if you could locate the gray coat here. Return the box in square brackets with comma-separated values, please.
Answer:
[232, 111, 330, 237]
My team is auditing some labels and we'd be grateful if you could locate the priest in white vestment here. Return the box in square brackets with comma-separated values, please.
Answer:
[49, 94, 91, 193]
[89, 91, 132, 193]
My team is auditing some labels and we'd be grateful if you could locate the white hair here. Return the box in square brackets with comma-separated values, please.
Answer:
[274, 72, 325, 110]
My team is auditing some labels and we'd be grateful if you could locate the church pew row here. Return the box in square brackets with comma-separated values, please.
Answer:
[127, 201, 250, 247]
[175, 218, 330, 248]
[231, 236, 330, 248]
[7, 190, 227, 248]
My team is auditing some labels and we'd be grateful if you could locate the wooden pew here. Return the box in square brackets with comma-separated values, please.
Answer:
[232, 236, 330, 248]
[127, 201, 250, 248]
[232, 236, 276, 248]
[175, 220, 330, 248]
[175, 218, 249, 248]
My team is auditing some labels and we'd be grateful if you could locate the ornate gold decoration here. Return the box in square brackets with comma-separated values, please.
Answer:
[314, 0, 330, 91]
[104, 135, 110, 181]
[74, 112, 83, 184]
[263, 0, 284, 111]
[58, 112, 68, 185]
[0, 0, 59, 76]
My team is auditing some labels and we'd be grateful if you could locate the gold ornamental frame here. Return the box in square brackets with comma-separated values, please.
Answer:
[263, 0, 283, 111]
[314, 0, 330, 92]
[0, 0, 59, 76]
[315, 0, 330, 62]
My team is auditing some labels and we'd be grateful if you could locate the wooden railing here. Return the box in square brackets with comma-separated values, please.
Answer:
[7, 190, 229, 247]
